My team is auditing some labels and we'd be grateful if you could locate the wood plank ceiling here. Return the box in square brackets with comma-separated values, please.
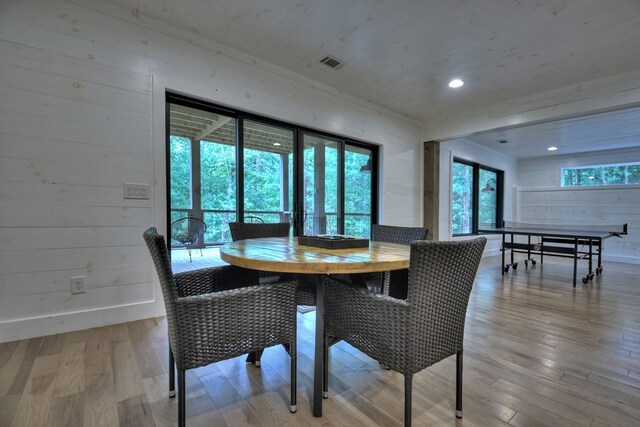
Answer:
[110, 0, 640, 158]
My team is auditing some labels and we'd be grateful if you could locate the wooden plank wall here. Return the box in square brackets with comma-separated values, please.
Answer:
[518, 147, 640, 264]
[0, 31, 156, 340]
[0, 0, 423, 342]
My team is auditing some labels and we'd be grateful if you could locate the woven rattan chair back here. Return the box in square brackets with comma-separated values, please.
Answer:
[322, 237, 486, 426]
[368, 225, 427, 298]
[143, 227, 180, 338]
[372, 224, 427, 245]
[405, 238, 486, 368]
[229, 221, 290, 241]
[143, 227, 298, 426]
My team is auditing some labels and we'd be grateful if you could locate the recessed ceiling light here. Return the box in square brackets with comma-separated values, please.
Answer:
[273, 142, 281, 146]
[448, 79, 464, 88]
[547, 146, 558, 151]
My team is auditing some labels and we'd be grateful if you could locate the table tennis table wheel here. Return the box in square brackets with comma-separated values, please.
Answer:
[504, 266, 509, 273]
[531, 260, 537, 266]
[582, 277, 589, 284]
[596, 267, 603, 276]
[512, 263, 518, 270]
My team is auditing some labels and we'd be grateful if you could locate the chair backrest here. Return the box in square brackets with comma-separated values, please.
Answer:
[406, 237, 486, 369]
[171, 217, 207, 247]
[372, 224, 427, 245]
[143, 228, 179, 348]
[229, 221, 290, 241]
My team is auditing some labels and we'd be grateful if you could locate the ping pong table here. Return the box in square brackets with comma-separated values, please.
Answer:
[481, 222, 627, 287]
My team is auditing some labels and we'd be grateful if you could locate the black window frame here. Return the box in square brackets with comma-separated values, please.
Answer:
[452, 158, 504, 236]
[165, 92, 379, 242]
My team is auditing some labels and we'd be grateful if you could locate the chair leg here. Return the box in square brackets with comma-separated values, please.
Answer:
[169, 343, 176, 398]
[187, 248, 192, 262]
[245, 349, 263, 366]
[405, 374, 413, 427]
[322, 336, 329, 399]
[456, 350, 463, 419]
[178, 369, 186, 427]
[290, 343, 297, 413]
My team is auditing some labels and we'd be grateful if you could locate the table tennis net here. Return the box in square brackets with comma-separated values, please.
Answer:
[500, 221, 627, 235]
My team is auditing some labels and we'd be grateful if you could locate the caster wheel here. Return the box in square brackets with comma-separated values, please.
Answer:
[582, 277, 589, 284]
[504, 266, 509, 273]
[532, 260, 537, 266]
[512, 263, 518, 270]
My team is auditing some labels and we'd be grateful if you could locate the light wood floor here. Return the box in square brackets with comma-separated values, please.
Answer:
[2, 256, 640, 426]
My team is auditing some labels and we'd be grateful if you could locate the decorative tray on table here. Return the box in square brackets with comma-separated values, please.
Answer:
[298, 235, 370, 250]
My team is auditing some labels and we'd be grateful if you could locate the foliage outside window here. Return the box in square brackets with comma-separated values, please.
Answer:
[168, 95, 377, 246]
[344, 148, 372, 238]
[170, 137, 192, 210]
[479, 169, 497, 229]
[452, 162, 474, 235]
[562, 162, 640, 187]
[201, 140, 237, 243]
[452, 159, 502, 236]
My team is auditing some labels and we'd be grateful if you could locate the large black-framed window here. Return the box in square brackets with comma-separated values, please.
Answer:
[451, 158, 503, 236]
[165, 92, 379, 245]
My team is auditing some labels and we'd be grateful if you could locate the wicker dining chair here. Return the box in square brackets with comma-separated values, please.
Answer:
[350, 224, 427, 297]
[143, 228, 297, 427]
[323, 237, 487, 427]
[228, 221, 316, 305]
[228, 221, 316, 365]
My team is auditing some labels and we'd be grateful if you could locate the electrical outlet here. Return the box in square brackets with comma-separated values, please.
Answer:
[70, 276, 86, 294]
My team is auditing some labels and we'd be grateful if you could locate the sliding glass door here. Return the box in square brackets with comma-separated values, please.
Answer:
[301, 133, 340, 236]
[344, 144, 373, 238]
[168, 102, 238, 246]
[243, 120, 294, 226]
[167, 93, 378, 252]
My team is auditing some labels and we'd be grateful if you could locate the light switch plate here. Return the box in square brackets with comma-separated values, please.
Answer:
[124, 183, 149, 200]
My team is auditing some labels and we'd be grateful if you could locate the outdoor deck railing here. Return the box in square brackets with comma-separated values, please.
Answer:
[170, 209, 371, 246]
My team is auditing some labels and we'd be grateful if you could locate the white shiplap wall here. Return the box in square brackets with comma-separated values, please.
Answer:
[0, 0, 423, 342]
[518, 147, 640, 264]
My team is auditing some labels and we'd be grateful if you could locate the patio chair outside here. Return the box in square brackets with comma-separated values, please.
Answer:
[170, 216, 207, 262]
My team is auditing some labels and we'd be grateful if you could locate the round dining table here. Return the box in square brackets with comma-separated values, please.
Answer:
[220, 236, 410, 417]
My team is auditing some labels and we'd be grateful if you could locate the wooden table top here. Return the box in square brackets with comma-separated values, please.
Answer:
[219, 237, 410, 274]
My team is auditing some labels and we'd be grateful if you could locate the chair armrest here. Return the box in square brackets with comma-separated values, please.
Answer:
[324, 280, 411, 371]
[173, 265, 259, 297]
[325, 279, 409, 337]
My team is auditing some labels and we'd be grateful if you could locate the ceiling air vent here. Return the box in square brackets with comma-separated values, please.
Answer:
[320, 55, 344, 69]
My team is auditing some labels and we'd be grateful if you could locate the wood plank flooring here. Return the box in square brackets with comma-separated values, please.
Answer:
[1, 255, 640, 426]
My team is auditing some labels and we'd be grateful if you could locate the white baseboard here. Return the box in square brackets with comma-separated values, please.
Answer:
[603, 254, 640, 265]
[483, 248, 502, 257]
[0, 300, 166, 343]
